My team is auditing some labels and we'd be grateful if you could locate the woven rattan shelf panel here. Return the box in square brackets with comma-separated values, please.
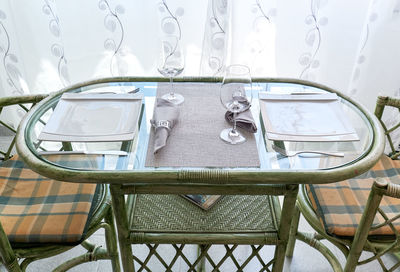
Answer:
[129, 195, 278, 233]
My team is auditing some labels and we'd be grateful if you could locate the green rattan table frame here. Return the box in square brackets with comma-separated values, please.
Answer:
[15, 77, 385, 272]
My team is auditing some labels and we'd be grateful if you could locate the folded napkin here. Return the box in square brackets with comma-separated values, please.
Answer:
[150, 98, 179, 154]
[225, 95, 257, 133]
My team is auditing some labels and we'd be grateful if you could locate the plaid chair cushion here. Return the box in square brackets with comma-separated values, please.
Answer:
[307, 154, 400, 237]
[0, 155, 98, 243]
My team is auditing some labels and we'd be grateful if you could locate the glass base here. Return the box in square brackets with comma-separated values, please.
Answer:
[162, 92, 184, 105]
[220, 128, 246, 145]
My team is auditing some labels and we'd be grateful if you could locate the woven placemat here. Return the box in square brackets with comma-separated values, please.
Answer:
[145, 83, 260, 167]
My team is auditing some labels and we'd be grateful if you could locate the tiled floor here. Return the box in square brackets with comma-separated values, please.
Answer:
[0, 131, 388, 271]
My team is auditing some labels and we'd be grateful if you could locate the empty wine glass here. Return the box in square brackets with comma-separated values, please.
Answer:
[220, 64, 252, 144]
[157, 35, 185, 105]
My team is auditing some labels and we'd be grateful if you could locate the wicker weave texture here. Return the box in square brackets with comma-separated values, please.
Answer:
[130, 195, 277, 232]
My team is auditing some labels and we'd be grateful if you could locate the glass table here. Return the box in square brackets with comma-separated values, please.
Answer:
[16, 77, 384, 271]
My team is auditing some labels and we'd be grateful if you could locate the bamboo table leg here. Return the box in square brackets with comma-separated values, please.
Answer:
[286, 204, 301, 257]
[273, 185, 298, 272]
[110, 184, 135, 271]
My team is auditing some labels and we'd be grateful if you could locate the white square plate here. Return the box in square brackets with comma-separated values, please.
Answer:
[259, 93, 359, 142]
[38, 92, 143, 142]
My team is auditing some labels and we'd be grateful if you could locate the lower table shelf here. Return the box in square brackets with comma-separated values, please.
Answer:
[128, 194, 281, 245]
[127, 194, 283, 271]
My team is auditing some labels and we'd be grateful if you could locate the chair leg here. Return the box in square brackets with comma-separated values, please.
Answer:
[4, 258, 21, 272]
[115, 226, 134, 271]
[104, 205, 121, 272]
[110, 185, 135, 272]
[286, 204, 300, 257]
[344, 180, 385, 272]
[0, 223, 21, 271]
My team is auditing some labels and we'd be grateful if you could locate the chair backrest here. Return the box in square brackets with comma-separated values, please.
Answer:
[374, 96, 400, 159]
[0, 94, 47, 160]
[344, 96, 400, 271]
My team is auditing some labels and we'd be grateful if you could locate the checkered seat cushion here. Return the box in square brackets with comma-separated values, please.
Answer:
[307, 154, 400, 237]
[0, 155, 98, 243]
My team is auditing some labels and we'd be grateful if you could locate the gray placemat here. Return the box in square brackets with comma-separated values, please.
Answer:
[145, 83, 260, 168]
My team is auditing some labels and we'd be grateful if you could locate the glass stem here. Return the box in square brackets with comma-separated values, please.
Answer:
[232, 112, 237, 133]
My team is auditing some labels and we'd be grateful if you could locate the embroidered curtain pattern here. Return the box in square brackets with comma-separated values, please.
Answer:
[1, 0, 399, 146]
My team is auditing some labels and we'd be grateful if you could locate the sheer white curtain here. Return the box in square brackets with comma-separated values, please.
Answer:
[1, 0, 400, 137]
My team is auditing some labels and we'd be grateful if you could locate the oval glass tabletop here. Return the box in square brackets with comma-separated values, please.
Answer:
[16, 77, 384, 185]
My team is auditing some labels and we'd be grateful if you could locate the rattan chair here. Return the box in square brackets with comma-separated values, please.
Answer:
[0, 95, 120, 271]
[286, 96, 400, 272]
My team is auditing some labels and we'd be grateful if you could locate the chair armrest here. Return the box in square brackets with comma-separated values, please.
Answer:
[376, 96, 400, 109]
[374, 177, 400, 198]
[0, 94, 49, 160]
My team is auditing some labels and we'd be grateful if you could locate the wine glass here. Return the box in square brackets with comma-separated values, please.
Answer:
[157, 35, 185, 105]
[220, 64, 252, 144]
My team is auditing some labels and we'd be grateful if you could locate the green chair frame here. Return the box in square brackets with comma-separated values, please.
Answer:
[287, 96, 400, 272]
[0, 95, 120, 272]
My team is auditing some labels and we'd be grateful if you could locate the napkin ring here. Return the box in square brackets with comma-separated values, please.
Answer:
[153, 120, 171, 132]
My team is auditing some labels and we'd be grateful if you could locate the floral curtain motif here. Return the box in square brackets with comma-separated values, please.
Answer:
[157, 0, 184, 41]
[394, 0, 400, 18]
[0, 0, 400, 122]
[0, 6, 28, 127]
[226, 0, 276, 77]
[248, 0, 277, 76]
[346, 0, 378, 99]
[298, 0, 328, 81]
[0, 9, 26, 97]
[42, 0, 70, 86]
[200, 0, 228, 76]
[155, 0, 186, 77]
[98, 0, 127, 76]
[345, 0, 400, 152]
